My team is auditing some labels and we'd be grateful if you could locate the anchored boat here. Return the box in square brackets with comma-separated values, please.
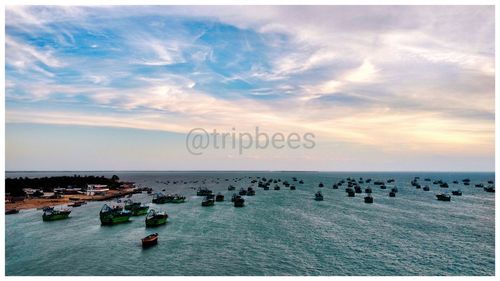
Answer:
[145, 209, 168, 227]
[124, 200, 149, 216]
[436, 193, 451, 201]
[42, 207, 71, 221]
[142, 233, 158, 248]
[314, 191, 324, 201]
[201, 195, 215, 206]
[234, 195, 245, 207]
[99, 204, 132, 225]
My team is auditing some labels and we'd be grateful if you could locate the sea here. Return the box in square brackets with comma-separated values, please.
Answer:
[5, 171, 495, 276]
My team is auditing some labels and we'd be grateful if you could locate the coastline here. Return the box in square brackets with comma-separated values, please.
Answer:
[5, 188, 137, 211]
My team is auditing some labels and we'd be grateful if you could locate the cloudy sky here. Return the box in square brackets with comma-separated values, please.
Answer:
[5, 6, 495, 171]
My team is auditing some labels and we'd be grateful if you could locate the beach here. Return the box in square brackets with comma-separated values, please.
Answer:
[6, 188, 137, 210]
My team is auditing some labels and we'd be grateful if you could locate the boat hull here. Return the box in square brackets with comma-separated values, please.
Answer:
[146, 216, 167, 227]
[100, 214, 131, 225]
[43, 212, 71, 221]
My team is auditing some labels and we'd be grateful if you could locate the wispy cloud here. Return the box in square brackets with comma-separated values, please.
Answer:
[5, 5, 495, 170]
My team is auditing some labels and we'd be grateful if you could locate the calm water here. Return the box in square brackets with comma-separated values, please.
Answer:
[5, 171, 495, 276]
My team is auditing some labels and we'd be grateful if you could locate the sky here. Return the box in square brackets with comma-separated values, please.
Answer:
[5, 5, 495, 171]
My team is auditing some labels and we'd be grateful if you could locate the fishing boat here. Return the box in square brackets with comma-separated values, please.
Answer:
[145, 209, 168, 227]
[215, 193, 225, 202]
[290, 185, 296, 190]
[274, 185, 280, 190]
[228, 185, 236, 191]
[124, 200, 149, 216]
[42, 207, 71, 221]
[423, 186, 430, 191]
[99, 204, 132, 225]
[247, 187, 256, 196]
[436, 193, 451, 201]
[318, 182, 324, 187]
[165, 194, 186, 203]
[391, 187, 398, 193]
[347, 190, 355, 197]
[354, 186, 362, 193]
[299, 180, 304, 184]
[484, 186, 495, 193]
[142, 233, 158, 248]
[234, 195, 245, 207]
[196, 187, 213, 196]
[380, 185, 387, 189]
[451, 190, 462, 196]
[201, 195, 215, 207]
[332, 184, 338, 189]
[68, 201, 85, 207]
[389, 191, 396, 197]
[6, 209, 19, 215]
[365, 187, 372, 193]
[364, 195, 374, 203]
[314, 191, 324, 201]
[239, 188, 248, 196]
[152, 193, 168, 204]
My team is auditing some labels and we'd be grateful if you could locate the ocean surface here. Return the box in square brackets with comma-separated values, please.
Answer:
[5, 171, 495, 276]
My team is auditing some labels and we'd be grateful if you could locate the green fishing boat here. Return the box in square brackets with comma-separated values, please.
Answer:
[152, 193, 168, 204]
[167, 194, 186, 203]
[145, 209, 168, 227]
[99, 204, 132, 225]
[124, 200, 149, 216]
[42, 207, 71, 221]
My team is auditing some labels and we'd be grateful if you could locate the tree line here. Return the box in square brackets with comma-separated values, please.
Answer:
[5, 175, 122, 196]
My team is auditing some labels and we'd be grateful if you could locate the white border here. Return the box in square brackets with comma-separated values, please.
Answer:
[1, 1, 498, 280]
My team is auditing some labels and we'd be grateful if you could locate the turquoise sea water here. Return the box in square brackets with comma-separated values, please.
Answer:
[5, 171, 495, 276]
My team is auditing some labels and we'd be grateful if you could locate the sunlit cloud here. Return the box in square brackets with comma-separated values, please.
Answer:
[5, 5, 495, 170]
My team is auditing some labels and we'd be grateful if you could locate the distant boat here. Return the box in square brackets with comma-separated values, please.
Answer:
[142, 233, 158, 248]
[290, 185, 296, 190]
[436, 193, 451, 201]
[364, 195, 374, 203]
[215, 193, 225, 202]
[145, 209, 168, 227]
[299, 180, 304, 184]
[423, 186, 430, 191]
[274, 185, 280, 190]
[365, 187, 372, 193]
[99, 204, 131, 225]
[318, 182, 324, 187]
[43, 207, 71, 221]
[451, 190, 462, 196]
[484, 186, 495, 193]
[239, 188, 248, 196]
[247, 187, 256, 196]
[234, 195, 245, 207]
[228, 185, 236, 191]
[5, 209, 19, 215]
[314, 191, 324, 201]
[196, 187, 213, 196]
[389, 191, 396, 197]
[201, 195, 215, 207]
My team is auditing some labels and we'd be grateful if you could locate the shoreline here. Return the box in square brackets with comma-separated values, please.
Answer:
[5, 188, 137, 211]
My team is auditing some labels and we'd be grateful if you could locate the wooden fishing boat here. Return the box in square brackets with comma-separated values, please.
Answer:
[142, 233, 158, 247]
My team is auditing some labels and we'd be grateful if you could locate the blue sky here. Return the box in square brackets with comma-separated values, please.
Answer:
[5, 6, 495, 171]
